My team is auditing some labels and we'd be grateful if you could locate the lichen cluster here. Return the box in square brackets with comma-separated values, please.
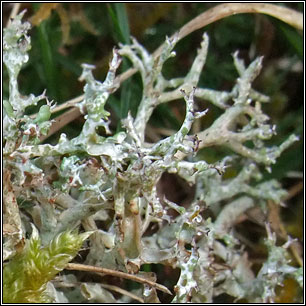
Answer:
[3, 11, 302, 303]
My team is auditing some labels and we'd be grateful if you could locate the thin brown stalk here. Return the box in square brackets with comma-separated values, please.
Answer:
[53, 278, 145, 303]
[284, 181, 303, 201]
[100, 283, 145, 303]
[135, 3, 302, 83]
[154, 3, 302, 57]
[48, 94, 84, 115]
[6, 3, 21, 27]
[39, 107, 82, 142]
[268, 200, 303, 267]
[65, 262, 172, 295]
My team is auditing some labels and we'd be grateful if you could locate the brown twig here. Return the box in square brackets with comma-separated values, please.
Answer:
[48, 94, 84, 115]
[65, 262, 172, 295]
[39, 107, 82, 142]
[284, 181, 303, 201]
[6, 3, 21, 27]
[100, 283, 145, 303]
[53, 277, 145, 303]
[154, 3, 302, 57]
[268, 200, 303, 267]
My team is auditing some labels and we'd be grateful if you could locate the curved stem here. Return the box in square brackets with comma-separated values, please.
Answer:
[65, 262, 172, 295]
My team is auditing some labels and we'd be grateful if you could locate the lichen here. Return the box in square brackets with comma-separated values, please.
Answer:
[3, 12, 302, 303]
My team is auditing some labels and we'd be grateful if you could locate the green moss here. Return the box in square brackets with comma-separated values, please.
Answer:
[3, 226, 92, 303]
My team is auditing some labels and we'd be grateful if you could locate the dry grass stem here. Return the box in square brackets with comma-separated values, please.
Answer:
[65, 263, 172, 295]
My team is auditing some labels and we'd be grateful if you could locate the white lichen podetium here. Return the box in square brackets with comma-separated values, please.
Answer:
[118, 32, 210, 144]
[173, 242, 199, 303]
[76, 49, 122, 141]
[249, 224, 303, 303]
[3, 10, 55, 154]
[3, 11, 55, 260]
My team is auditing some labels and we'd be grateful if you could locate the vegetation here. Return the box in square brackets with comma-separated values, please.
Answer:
[3, 3, 303, 303]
